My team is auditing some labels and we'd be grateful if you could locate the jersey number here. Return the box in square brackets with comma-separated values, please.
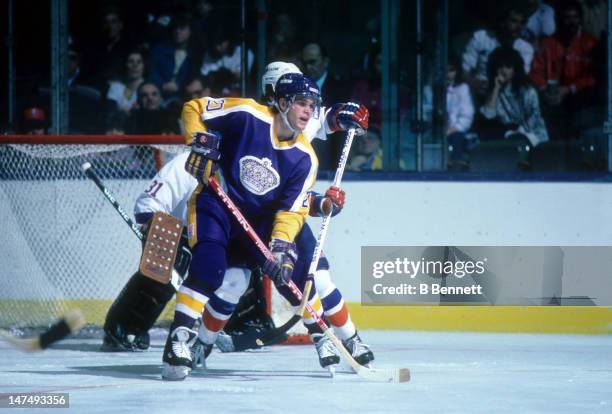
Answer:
[145, 180, 163, 198]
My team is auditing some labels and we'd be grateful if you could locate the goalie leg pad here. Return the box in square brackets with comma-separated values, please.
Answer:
[139, 212, 184, 284]
[103, 271, 176, 351]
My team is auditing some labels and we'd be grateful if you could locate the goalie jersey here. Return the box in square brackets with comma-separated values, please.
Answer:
[182, 97, 318, 243]
[134, 151, 196, 226]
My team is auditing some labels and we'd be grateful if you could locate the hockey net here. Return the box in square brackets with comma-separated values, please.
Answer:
[0, 135, 307, 340]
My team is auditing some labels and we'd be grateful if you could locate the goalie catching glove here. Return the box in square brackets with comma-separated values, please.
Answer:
[262, 238, 298, 288]
[185, 130, 222, 186]
[326, 102, 369, 136]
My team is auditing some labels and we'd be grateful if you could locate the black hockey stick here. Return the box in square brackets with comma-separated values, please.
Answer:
[217, 312, 299, 352]
[81, 162, 145, 240]
[0, 309, 85, 352]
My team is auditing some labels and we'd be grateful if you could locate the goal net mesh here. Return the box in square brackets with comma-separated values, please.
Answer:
[0, 137, 307, 340]
[0, 140, 185, 329]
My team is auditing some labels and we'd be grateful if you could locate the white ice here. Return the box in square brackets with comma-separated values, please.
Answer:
[1, 330, 611, 413]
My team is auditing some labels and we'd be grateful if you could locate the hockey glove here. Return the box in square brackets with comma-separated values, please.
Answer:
[185, 130, 222, 186]
[326, 102, 369, 136]
[309, 186, 345, 217]
[262, 238, 298, 288]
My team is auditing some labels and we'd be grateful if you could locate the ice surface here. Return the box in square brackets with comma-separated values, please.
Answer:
[0, 330, 610, 413]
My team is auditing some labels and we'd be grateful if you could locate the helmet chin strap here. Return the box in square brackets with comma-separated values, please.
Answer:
[275, 98, 298, 138]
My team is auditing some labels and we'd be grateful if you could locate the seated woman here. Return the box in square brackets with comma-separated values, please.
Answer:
[477, 46, 548, 170]
[106, 50, 146, 115]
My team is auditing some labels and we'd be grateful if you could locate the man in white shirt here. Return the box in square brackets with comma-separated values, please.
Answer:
[462, 6, 534, 99]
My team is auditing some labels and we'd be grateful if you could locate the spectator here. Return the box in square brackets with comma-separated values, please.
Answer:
[67, 46, 89, 88]
[106, 50, 146, 115]
[20, 107, 48, 135]
[143, 0, 175, 47]
[352, 43, 410, 133]
[522, 0, 556, 45]
[206, 68, 240, 96]
[86, 5, 133, 84]
[199, 30, 254, 84]
[529, 0, 597, 139]
[300, 42, 347, 106]
[348, 128, 384, 171]
[462, 6, 534, 100]
[267, 13, 300, 64]
[530, 0, 597, 107]
[478, 47, 549, 170]
[445, 57, 476, 171]
[148, 14, 199, 99]
[126, 82, 178, 134]
[164, 75, 212, 130]
[191, 0, 215, 46]
[299, 41, 349, 169]
[104, 109, 128, 135]
[183, 75, 210, 101]
[64, 45, 103, 133]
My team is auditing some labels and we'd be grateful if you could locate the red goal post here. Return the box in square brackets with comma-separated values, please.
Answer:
[0, 134, 308, 342]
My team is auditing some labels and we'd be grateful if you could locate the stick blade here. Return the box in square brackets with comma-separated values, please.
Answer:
[0, 309, 86, 352]
[0, 329, 40, 352]
[356, 366, 411, 383]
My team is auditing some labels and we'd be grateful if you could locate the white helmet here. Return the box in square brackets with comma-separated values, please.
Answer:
[261, 61, 302, 100]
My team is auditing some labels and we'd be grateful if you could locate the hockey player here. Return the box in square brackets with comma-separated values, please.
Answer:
[162, 72, 324, 380]
[103, 62, 373, 371]
[256, 62, 374, 369]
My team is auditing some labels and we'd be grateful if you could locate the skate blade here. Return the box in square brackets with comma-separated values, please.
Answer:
[162, 363, 191, 381]
[327, 365, 336, 378]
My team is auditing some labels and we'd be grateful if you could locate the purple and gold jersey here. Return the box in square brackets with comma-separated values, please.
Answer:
[182, 97, 318, 243]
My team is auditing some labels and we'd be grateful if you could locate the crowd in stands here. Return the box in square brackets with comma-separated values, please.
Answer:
[9, 0, 608, 171]
[455, 0, 605, 170]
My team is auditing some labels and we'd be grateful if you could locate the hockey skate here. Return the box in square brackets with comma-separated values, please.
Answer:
[191, 338, 213, 369]
[161, 326, 197, 381]
[342, 332, 374, 367]
[311, 333, 340, 377]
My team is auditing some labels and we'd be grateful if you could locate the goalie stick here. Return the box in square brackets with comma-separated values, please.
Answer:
[82, 162, 145, 240]
[0, 309, 85, 352]
[208, 157, 410, 382]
